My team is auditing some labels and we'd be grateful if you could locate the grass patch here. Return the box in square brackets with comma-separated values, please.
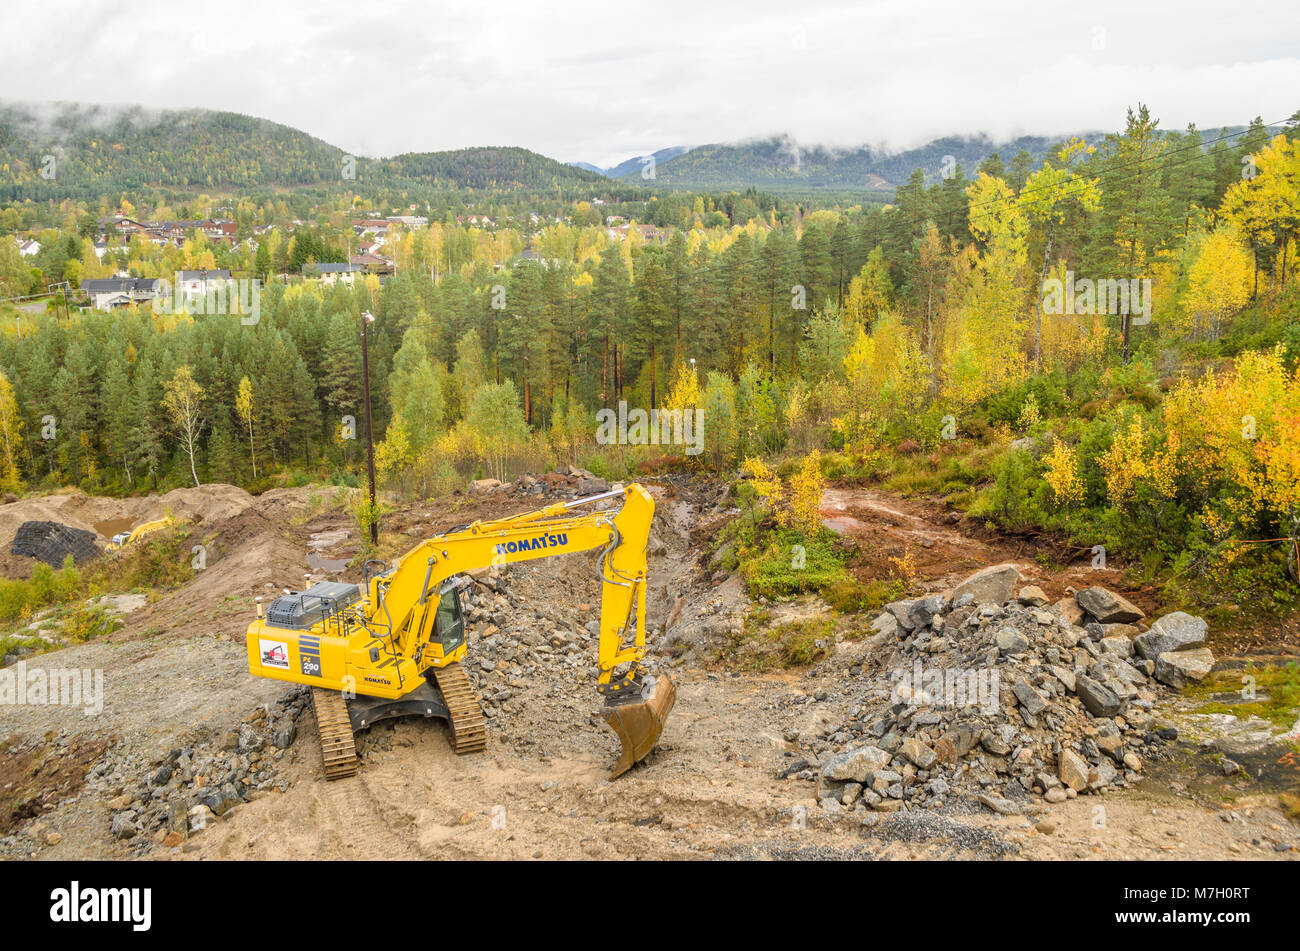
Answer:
[84, 525, 201, 591]
[738, 528, 850, 599]
[1184, 662, 1300, 730]
[713, 613, 835, 671]
[0, 560, 82, 625]
[58, 603, 122, 642]
[823, 576, 904, 615]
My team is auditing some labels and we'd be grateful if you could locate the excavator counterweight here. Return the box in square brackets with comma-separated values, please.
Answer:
[246, 483, 673, 781]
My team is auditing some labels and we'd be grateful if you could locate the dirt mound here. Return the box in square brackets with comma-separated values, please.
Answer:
[152, 484, 255, 523]
[0, 484, 254, 546]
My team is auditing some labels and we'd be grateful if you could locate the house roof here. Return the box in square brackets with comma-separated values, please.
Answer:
[82, 278, 162, 294]
[177, 269, 232, 281]
[304, 262, 363, 274]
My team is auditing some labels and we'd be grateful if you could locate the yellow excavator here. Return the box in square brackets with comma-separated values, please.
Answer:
[105, 516, 175, 553]
[245, 483, 675, 780]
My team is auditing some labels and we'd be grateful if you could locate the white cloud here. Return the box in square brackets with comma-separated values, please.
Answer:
[1, 0, 1296, 167]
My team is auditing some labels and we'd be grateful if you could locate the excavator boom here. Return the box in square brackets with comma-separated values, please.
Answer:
[245, 483, 674, 780]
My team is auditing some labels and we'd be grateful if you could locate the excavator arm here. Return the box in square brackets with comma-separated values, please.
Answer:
[369, 484, 655, 691]
[246, 482, 675, 779]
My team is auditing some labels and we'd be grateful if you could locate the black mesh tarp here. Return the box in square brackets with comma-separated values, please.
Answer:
[11, 521, 102, 566]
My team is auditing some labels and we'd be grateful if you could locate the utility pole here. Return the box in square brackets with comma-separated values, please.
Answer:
[360, 310, 378, 546]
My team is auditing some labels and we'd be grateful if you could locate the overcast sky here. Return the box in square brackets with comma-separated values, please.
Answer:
[3, 0, 1297, 168]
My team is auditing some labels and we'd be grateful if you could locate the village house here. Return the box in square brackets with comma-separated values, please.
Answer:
[349, 254, 394, 276]
[176, 269, 233, 297]
[607, 223, 669, 245]
[81, 277, 163, 311]
[303, 262, 364, 286]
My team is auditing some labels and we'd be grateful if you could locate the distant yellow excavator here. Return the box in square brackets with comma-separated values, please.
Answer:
[245, 483, 675, 780]
[105, 517, 175, 553]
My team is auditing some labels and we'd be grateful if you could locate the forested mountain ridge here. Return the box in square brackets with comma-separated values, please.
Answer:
[616, 132, 1101, 191]
[375, 147, 604, 190]
[0, 102, 604, 199]
[0, 103, 345, 196]
[1, 100, 1259, 204]
[606, 127, 1271, 193]
[572, 146, 693, 179]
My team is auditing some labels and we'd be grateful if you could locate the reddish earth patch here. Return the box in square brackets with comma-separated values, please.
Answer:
[819, 485, 1300, 659]
[819, 486, 1155, 609]
[0, 733, 112, 833]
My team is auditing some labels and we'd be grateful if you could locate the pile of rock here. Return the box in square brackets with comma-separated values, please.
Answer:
[793, 565, 1215, 818]
[91, 687, 308, 852]
[469, 466, 614, 499]
[460, 574, 600, 719]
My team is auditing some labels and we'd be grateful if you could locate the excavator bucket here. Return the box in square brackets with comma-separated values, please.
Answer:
[603, 674, 677, 779]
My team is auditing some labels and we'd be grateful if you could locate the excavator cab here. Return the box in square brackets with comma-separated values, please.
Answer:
[433, 579, 466, 655]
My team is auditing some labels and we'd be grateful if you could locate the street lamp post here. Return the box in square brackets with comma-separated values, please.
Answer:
[361, 310, 378, 546]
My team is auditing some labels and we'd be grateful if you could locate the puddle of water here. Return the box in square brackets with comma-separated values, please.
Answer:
[93, 517, 135, 538]
[308, 553, 350, 572]
[822, 515, 868, 535]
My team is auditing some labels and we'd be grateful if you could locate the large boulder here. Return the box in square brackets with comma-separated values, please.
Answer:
[906, 595, 945, 630]
[1012, 678, 1048, 715]
[820, 745, 891, 784]
[951, 564, 1020, 606]
[1075, 674, 1124, 717]
[1076, 587, 1145, 624]
[1134, 612, 1208, 660]
[869, 613, 899, 640]
[1016, 585, 1050, 606]
[1153, 648, 1215, 688]
[884, 599, 918, 631]
[995, 627, 1029, 655]
[1058, 749, 1090, 792]
[1054, 596, 1086, 626]
[898, 737, 937, 769]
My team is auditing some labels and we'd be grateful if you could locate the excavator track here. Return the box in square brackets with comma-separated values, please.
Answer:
[431, 662, 487, 754]
[312, 687, 359, 780]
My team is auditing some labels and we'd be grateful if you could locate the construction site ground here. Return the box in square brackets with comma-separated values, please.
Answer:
[1, 479, 1297, 861]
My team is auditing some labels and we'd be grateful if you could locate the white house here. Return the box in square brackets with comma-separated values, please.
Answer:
[176, 269, 233, 297]
[304, 262, 364, 286]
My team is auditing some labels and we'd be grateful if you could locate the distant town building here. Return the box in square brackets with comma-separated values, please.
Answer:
[176, 269, 233, 297]
[81, 278, 163, 311]
[349, 254, 394, 276]
[303, 262, 365, 286]
[607, 223, 668, 245]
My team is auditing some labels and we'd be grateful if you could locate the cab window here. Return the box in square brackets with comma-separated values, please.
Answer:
[434, 588, 465, 652]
